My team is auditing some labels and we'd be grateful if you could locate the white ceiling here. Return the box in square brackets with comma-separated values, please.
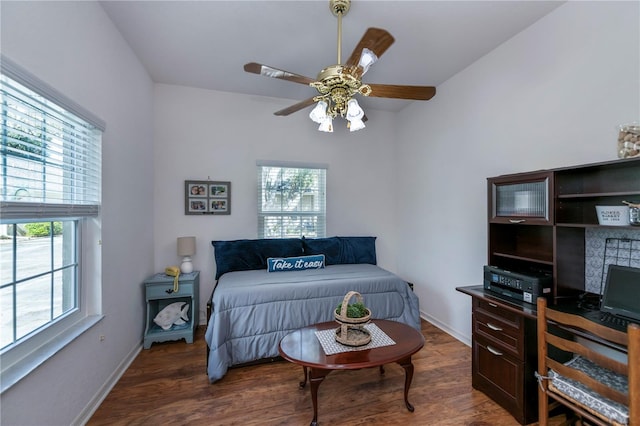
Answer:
[100, 0, 564, 113]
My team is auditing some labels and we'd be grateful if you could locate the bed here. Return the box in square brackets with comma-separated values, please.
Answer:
[204, 236, 421, 383]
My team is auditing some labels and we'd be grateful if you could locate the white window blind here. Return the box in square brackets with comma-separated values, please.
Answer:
[258, 163, 326, 239]
[0, 57, 103, 391]
[1, 58, 102, 221]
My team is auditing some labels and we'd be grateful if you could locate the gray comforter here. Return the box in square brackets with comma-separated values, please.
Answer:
[204, 263, 420, 383]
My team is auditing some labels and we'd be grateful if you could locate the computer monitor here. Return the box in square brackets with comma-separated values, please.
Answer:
[601, 264, 640, 322]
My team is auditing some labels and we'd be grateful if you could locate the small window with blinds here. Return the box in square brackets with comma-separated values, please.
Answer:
[258, 163, 326, 239]
[0, 57, 103, 380]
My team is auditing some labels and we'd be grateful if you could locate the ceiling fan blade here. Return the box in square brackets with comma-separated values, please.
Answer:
[274, 97, 317, 116]
[244, 62, 315, 86]
[345, 28, 395, 76]
[368, 84, 436, 101]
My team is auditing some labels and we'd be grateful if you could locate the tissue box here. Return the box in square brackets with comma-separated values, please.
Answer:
[595, 206, 630, 226]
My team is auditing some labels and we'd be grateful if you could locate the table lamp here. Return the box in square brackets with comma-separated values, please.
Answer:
[177, 236, 196, 273]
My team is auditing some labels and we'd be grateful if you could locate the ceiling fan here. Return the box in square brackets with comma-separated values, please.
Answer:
[243, 0, 436, 132]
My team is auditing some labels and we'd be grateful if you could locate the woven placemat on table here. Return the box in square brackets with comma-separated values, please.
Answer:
[314, 323, 396, 355]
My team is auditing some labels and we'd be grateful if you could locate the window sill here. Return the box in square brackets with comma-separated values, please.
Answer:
[0, 314, 104, 394]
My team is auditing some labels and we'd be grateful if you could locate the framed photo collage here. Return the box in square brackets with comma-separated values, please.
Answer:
[184, 180, 231, 215]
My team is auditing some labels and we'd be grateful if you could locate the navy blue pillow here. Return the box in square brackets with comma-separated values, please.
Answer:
[337, 236, 377, 264]
[302, 236, 341, 265]
[212, 238, 304, 279]
[302, 236, 376, 265]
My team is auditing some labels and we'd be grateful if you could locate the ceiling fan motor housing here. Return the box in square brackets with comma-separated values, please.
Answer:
[313, 65, 359, 92]
[311, 65, 371, 117]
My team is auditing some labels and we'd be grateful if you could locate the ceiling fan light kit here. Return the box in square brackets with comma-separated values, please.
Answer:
[244, 0, 436, 132]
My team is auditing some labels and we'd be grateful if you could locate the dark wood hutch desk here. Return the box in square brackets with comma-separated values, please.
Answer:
[458, 156, 640, 424]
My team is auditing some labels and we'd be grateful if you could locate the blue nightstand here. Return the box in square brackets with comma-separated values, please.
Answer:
[143, 271, 199, 349]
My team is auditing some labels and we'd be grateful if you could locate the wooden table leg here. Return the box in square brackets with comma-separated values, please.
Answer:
[299, 366, 308, 388]
[397, 357, 415, 412]
[308, 368, 331, 426]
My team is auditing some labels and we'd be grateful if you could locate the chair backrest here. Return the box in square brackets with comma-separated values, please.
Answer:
[537, 297, 640, 426]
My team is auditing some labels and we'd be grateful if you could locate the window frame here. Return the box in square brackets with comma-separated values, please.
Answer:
[0, 55, 104, 393]
[1, 219, 80, 349]
[257, 161, 327, 239]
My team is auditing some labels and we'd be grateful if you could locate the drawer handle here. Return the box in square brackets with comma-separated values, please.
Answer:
[509, 219, 526, 223]
[488, 302, 498, 308]
[487, 345, 503, 356]
[486, 323, 503, 332]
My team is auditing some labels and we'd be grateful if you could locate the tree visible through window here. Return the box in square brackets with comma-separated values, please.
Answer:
[258, 165, 326, 239]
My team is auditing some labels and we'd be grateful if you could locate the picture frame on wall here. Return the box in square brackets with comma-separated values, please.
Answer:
[187, 183, 207, 197]
[188, 198, 208, 213]
[185, 180, 231, 215]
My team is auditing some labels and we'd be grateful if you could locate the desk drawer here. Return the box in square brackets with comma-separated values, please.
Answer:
[472, 335, 525, 423]
[475, 298, 522, 328]
[146, 282, 193, 299]
[474, 310, 523, 359]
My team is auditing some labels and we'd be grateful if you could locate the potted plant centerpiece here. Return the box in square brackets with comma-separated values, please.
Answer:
[334, 291, 372, 346]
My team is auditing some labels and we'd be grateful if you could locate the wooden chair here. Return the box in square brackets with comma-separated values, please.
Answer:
[536, 297, 640, 426]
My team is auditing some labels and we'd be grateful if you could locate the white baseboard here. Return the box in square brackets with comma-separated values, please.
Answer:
[420, 311, 471, 347]
[73, 343, 142, 426]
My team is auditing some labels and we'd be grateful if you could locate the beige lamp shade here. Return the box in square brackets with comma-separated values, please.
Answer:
[177, 236, 196, 273]
[177, 236, 196, 256]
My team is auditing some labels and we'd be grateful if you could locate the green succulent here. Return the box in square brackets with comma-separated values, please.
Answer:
[335, 302, 368, 318]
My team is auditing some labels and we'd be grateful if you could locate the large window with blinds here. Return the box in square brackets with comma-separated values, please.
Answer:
[258, 163, 326, 239]
[0, 57, 103, 389]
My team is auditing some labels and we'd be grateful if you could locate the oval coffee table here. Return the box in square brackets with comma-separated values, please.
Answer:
[278, 319, 425, 426]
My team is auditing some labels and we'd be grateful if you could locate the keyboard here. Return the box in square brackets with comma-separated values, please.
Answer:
[599, 312, 632, 329]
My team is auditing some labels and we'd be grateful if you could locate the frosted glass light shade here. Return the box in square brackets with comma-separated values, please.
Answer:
[309, 101, 329, 124]
[346, 99, 364, 120]
[348, 119, 365, 132]
[318, 118, 333, 133]
[358, 48, 378, 75]
[346, 99, 365, 132]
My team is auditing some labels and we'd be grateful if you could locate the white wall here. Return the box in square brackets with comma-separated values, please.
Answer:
[1, 1, 638, 424]
[395, 1, 640, 344]
[153, 85, 400, 323]
[1, 2, 155, 425]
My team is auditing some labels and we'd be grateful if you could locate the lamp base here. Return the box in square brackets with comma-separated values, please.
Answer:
[180, 256, 193, 274]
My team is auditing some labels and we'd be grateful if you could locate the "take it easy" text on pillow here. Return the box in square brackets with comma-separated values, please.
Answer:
[267, 254, 325, 272]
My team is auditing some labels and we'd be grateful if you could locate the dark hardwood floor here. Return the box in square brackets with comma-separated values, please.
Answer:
[88, 320, 562, 425]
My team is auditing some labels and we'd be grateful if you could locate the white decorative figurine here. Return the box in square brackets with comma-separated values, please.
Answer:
[153, 302, 190, 330]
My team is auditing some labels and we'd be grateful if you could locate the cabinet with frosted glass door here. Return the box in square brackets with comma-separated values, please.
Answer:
[488, 171, 554, 276]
